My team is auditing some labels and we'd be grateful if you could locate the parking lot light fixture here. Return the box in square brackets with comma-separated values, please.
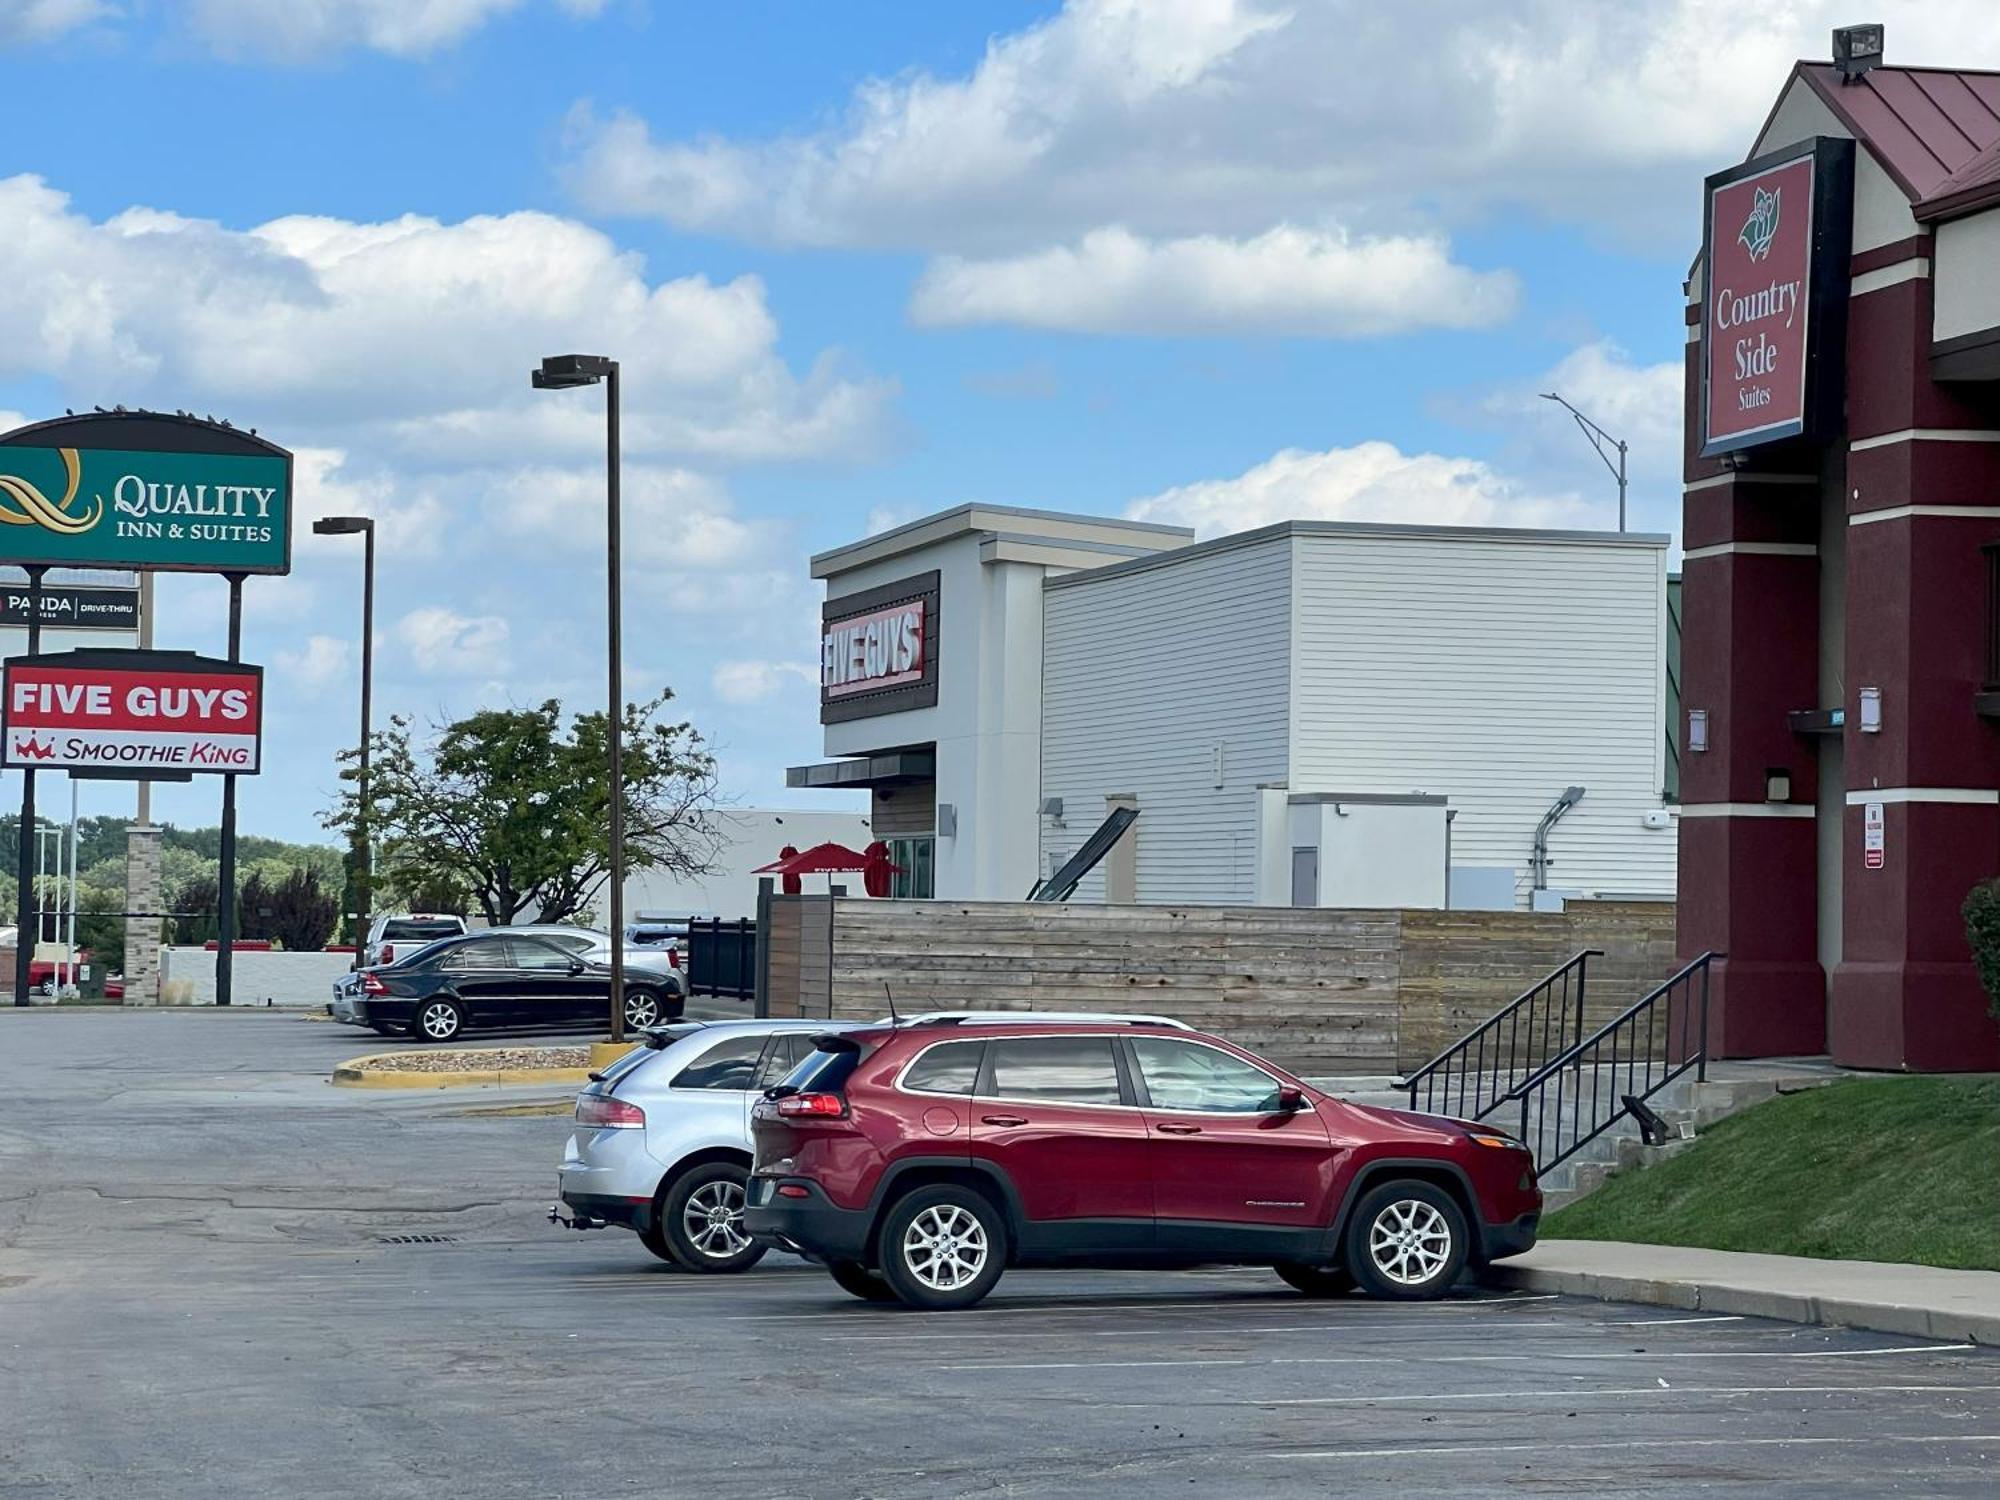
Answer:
[313, 514, 376, 968]
[530, 352, 626, 1041]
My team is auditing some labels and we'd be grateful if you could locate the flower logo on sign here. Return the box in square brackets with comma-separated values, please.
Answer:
[0, 448, 101, 536]
[1738, 185, 1780, 264]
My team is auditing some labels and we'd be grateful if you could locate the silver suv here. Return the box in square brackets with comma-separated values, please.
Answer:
[553, 1020, 831, 1271]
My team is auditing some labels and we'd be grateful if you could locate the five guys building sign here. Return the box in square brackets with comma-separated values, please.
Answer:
[1701, 136, 1854, 455]
[3, 650, 262, 777]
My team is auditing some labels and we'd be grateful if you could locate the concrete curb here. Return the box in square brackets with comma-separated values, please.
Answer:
[1483, 1262, 2000, 1347]
[330, 1041, 638, 1090]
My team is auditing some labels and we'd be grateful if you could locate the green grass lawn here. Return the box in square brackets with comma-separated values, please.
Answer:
[1542, 1076, 2000, 1272]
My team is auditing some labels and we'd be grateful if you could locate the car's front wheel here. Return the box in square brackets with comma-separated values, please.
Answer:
[411, 998, 465, 1043]
[1343, 1179, 1468, 1300]
[661, 1163, 766, 1274]
[623, 987, 663, 1031]
[878, 1186, 1006, 1310]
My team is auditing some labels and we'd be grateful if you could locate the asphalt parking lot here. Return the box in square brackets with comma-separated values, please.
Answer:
[2, 1009, 1995, 1499]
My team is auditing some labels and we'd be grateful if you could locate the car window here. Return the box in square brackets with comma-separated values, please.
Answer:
[543, 933, 594, 955]
[440, 941, 512, 971]
[753, 1033, 815, 1089]
[982, 1036, 1122, 1106]
[512, 938, 575, 972]
[902, 1040, 984, 1096]
[1130, 1038, 1284, 1114]
[382, 918, 462, 942]
[775, 1041, 862, 1096]
[672, 1034, 768, 1091]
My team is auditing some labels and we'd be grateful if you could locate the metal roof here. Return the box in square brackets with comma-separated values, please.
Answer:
[1789, 62, 2000, 220]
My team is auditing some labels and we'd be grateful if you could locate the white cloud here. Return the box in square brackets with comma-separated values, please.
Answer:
[0, 0, 107, 45]
[569, 0, 2000, 252]
[711, 659, 816, 706]
[183, 0, 597, 60]
[276, 634, 354, 690]
[1125, 440, 1595, 540]
[0, 175, 891, 466]
[394, 607, 510, 676]
[487, 463, 774, 572]
[910, 225, 1517, 337]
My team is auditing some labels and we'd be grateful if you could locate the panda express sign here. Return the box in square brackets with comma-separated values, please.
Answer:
[3, 649, 263, 776]
[1700, 136, 1854, 456]
[820, 570, 939, 724]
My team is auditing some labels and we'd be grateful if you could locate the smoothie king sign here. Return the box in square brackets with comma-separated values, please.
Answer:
[2, 651, 263, 776]
[1701, 139, 1852, 456]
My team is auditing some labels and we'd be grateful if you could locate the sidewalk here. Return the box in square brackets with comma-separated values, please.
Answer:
[1485, 1239, 2000, 1346]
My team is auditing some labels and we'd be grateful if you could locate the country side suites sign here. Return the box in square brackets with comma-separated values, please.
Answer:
[2, 649, 263, 776]
[1700, 136, 1854, 456]
[0, 413, 292, 574]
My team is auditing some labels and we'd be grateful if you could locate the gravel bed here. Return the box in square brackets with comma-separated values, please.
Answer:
[360, 1046, 594, 1073]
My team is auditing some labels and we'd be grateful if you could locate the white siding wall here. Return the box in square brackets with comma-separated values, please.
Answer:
[1040, 535, 1292, 903]
[1288, 532, 1675, 906]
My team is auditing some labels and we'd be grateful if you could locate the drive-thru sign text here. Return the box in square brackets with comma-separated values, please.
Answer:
[2, 651, 263, 774]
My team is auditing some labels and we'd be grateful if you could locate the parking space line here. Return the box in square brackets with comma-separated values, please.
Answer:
[940, 1343, 1975, 1372]
[826, 1317, 1572, 1343]
[1605, 1315, 1746, 1326]
[1268, 1433, 2000, 1462]
[726, 1293, 1561, 1322]
[1254, 1382, 2000, 1408]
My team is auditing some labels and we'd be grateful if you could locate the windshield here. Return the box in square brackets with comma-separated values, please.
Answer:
[382, 918, 461, 942]
[771, 1039, 864, 1097]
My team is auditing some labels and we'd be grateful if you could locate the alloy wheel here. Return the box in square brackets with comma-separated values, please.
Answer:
[420, 1002, 460, 1041]
[901, 1203, 988, 1291]
[624, 990, 660, 1029]
[1367, 1198, 1452, 1286]
[680, 1179, 751, 1261]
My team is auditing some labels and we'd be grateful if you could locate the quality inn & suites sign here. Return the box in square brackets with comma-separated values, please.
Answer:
[0, 412, 292, 575]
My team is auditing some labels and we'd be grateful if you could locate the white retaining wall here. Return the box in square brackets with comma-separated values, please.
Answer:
[156, 948, 352, 1007]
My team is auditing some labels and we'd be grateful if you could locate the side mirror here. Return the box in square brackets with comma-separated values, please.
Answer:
[1276, 1086, 1307, 1113]
[568, 959, 586, 976]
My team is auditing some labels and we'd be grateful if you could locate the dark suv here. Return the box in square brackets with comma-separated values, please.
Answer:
[746, 1018, 1540, 1309]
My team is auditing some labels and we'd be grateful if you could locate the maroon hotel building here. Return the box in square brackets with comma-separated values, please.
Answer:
[1681, 39, 2000, 1072]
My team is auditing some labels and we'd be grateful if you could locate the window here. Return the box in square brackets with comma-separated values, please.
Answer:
[672, 1034, 769, 1091]
[1130, 1038, 1284, 1114]
[902, 1040, 983, 1096]
[754, 1033, 815, 1089]
[511, 938, 576, 972]
[983, 1036, 1122, 1106]
[543, 933, 596, 955]
[889, 837, 934, 899]
[441, 940, 511, 971]
[777, 1042, 863, 1097]
[382, 918, 461, 942]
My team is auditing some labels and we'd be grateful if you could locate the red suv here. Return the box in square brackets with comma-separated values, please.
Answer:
[746, 1018, 1540, 1309]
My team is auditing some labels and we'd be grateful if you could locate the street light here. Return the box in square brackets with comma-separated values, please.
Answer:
[531, 352, 627, 1042]
[313, 514, 375, 968]
[1540, 392, 1628, 533]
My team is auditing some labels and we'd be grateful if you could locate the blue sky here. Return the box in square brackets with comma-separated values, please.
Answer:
[1, 0, 1994, 845]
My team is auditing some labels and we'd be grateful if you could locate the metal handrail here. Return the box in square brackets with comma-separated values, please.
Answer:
[1503, 951, 1718, 1172]
[1398, 950, 1601, 1121]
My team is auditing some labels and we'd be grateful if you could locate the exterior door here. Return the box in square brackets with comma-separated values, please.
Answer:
[508, 935, 597, 1026]
[436, 940, 517, 1026]
[1125, 1035, 1334, 1232]
[968, 1034, 1153, 1248]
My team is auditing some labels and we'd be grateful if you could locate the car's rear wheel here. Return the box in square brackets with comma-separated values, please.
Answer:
[1276, 1262, 1356, 1298]
[1343, 1179, 1468, 1300]
[623, 987, 662, 1031]
[661, 1163, 766, 1274]
[828, 1260, 897, 1302]
[878, 1186, 1006, 1310]
[412, 998, 464, 1043]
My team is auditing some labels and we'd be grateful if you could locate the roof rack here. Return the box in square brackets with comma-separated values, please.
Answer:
[891, 1011, 1194, 1030]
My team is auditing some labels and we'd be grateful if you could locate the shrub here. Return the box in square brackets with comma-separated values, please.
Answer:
[1960, 880, 2000, 1030]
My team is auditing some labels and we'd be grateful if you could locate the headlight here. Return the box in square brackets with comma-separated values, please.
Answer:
[1469, 1132, 1522, 1150]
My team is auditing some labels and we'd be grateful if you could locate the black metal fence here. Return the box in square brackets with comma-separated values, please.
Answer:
[1399, 950, 1599, 1121]
[685, 917, 757, 1001]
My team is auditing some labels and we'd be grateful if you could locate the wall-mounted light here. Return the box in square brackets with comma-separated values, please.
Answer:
[1858, 686, 1882, 734]
[1765, 767, 1792, 803]
[1688, 709, 1710, 753]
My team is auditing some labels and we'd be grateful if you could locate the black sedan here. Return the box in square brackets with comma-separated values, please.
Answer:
[346, 933, 684, 1042]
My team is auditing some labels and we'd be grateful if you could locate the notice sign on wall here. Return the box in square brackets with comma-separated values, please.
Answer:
[1863, 800, 1885, 870]
[2, 650, 263, 775]
[1700, 137, 1852, 456]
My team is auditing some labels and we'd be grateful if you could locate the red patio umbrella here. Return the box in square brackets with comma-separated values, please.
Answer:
[754, 841, 904, 895]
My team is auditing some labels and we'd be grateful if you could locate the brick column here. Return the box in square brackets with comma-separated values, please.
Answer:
[1831, 257, 2000, 1070]
[123, 824, 162, 1007]
[1676, 302, 1827, 1057]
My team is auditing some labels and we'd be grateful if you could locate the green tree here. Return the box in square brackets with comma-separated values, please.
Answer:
[323, 692, 722, 926]
[1962, 880, 2000, 1035]
[240, 866, 338, 952]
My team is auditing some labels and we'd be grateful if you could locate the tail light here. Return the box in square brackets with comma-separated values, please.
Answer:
[576, 1094, 645, 1129]
[667, 946, 681, 970]
[360, 971, 389, 997]
[775, 1092, 847, 1119]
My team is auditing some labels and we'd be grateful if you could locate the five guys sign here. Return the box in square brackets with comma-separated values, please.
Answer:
[3, 649, 262, 777]
[1700, 136, 1854, 455]
[820, 570, 939, 724]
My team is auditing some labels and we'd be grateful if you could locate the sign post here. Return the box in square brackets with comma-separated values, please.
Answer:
[11, 566, 43, 1006]
[1864, 800, 1886, 871]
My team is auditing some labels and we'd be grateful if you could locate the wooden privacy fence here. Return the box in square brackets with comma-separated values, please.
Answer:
[760, 897, 1677, 1078]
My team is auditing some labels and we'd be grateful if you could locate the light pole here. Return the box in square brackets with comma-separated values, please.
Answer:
[313, 515, 375, 968]
[531, 353, 626, 1042]
[1540, 392, 1628, 533]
